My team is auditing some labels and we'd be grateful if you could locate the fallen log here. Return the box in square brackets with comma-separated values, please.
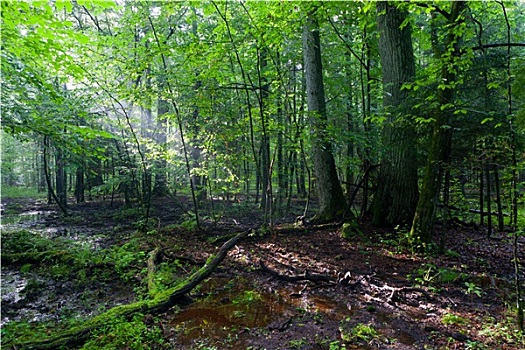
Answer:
[147, 247, 162, 297]
[7, 230, 248, 350]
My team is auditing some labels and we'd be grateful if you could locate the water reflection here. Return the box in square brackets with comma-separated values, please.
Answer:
[1, 211, 51, 226]
[170, 276, 350, 347]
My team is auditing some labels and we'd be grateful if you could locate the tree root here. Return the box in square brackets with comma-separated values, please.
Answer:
[259, 259, 430, 306]
[7, 230, 249, 350]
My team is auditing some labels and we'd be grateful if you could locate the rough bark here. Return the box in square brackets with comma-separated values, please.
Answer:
[372, 1, 419, 228]
[302, 10, 347, 223]
[7, 231, 248, 350]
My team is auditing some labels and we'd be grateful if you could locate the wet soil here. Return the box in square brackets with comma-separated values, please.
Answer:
[1, 197, 524, 349]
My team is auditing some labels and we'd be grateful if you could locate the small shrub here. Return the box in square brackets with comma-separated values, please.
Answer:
[339, 318, 379, 345]
[104, 239, 146, 281]
[232, 290, 262, 306]
[341, 221, 361, 240]
[442, 312, 468, 326]
[350, 323, 378, 342]
[464, 281, 483, 297]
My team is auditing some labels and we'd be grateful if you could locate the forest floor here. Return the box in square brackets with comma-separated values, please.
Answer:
[1, 196, 524, 349]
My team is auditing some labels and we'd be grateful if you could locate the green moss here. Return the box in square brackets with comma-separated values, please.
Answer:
[341, 221, 362, 240]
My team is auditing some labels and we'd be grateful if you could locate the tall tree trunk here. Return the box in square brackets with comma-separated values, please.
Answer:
[302, 10, 347, 223]
[55, 145, 67, 209]
[486, 166, 492, 238]
[38, 139, 47, 193]
[494, 168, 504, 231]
[75, 165, 85, 203]
[152, 99, 168, 197]
[479, 167, 485, 226]
[43, 136, 68, 215]
[372, 1, 419, 228]
[410, 1, 467, 246]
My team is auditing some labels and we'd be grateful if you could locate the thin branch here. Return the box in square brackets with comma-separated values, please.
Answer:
[326, 16, 366, 68]
[472, 43, 525, 50]
[413, 2, 451, 20]
[81, 6, 105, 34]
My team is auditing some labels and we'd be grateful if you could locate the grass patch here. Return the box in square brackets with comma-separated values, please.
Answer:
[1, 186, 45, 198]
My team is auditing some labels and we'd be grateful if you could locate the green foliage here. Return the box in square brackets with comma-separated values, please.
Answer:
[329, 340, 347, 350]
[464, 281, 483, 297]
[232, 290, 262, 306]
[149, 261, 186, 296]
[81, 314, 164, 350]
[409, 263, 462, 291]
[442, 312, 469, 326]
[1, 230, 49, 254]
[341, 221, 362, 240]
[288, 338, 309, 349]
[103, 239, 146, 281]
[479, 314, 525, 346]
[340, 321, 379, 344]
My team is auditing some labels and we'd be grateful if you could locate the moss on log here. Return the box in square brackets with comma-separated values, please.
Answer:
[6, 230, 248, 350]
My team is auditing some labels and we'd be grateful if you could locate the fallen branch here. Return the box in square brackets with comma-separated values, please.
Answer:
[259, 260, 334, 284]
[7, 230, 249, 350]
[271, 222, 343, 235]
[359, 275, 430, 304]
[147, 247, 162, 297]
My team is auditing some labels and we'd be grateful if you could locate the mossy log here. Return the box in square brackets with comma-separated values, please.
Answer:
[147, 247, 162, 298]
[6, 230, 248, 350]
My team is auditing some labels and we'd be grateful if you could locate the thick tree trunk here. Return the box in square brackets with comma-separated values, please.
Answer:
[410, 1, 467, 246]
[302, 10, 347, 223]
[372, 1, 419, 228]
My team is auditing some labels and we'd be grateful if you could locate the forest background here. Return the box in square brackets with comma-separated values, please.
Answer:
[1, 0, 525, 349]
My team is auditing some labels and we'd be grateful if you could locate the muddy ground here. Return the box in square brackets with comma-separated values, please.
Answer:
[1, 196, 524, 349]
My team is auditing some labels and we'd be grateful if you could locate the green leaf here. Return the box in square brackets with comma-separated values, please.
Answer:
[75, 34, 90, 44]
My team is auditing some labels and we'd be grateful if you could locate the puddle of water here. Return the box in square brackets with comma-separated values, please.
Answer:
[1, 211, 52, 226]
[1, 208, 113, 328]
[1, 271, 28, 304]
[169, 276, 351, 347]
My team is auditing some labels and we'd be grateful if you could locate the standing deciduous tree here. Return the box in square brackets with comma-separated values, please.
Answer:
[410, 1, 468, 247]
[303, 8, 347, 223]
[372, 1, 419, 228]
